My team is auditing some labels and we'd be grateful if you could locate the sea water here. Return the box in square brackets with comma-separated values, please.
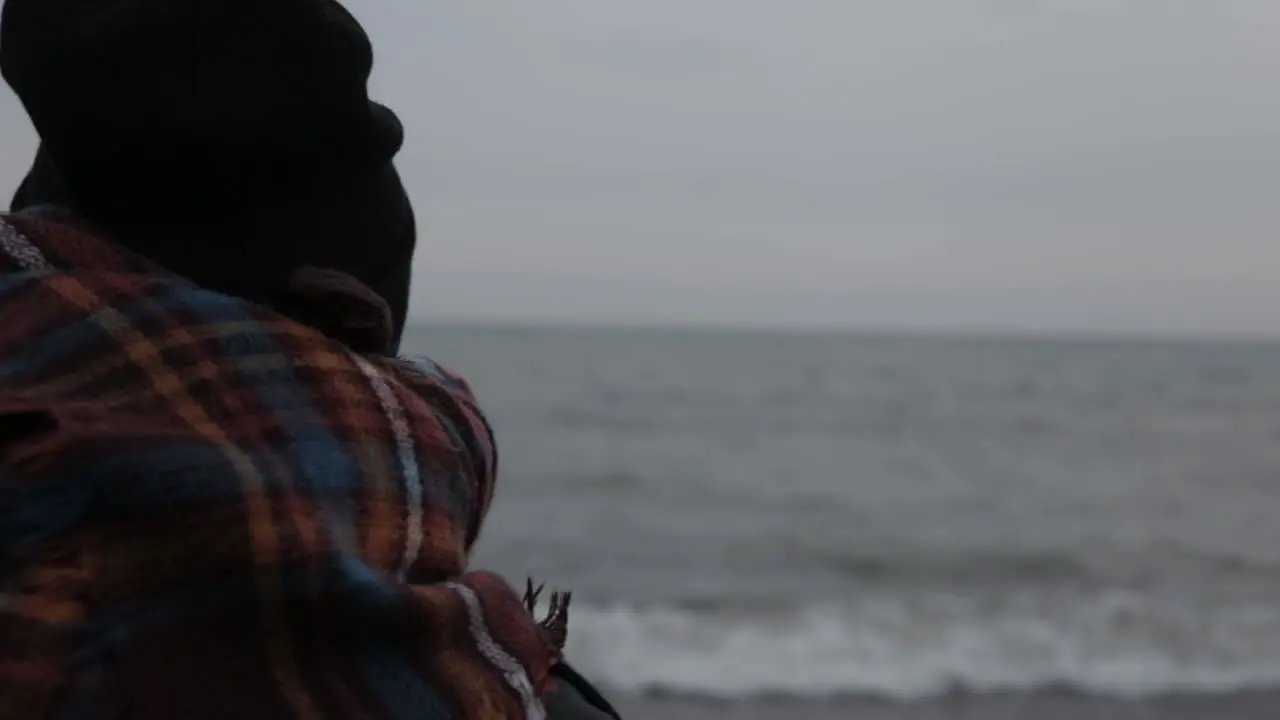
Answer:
[404, 325, 1280, 719]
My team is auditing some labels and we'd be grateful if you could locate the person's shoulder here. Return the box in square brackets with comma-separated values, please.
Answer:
[0, 210, 174, 278]
[388, 355, 481, 401]
[374, 353, 499, 535]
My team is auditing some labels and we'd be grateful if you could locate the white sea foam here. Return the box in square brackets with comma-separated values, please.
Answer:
[560, 595, 1280, 700]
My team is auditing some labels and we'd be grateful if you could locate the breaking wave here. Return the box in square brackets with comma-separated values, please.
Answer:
[561, 594, 1280, 700]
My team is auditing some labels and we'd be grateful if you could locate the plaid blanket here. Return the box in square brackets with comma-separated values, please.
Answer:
[0, 212, 561, 719]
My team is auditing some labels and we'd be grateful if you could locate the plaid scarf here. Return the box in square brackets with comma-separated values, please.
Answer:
[0, 212, 563, 719]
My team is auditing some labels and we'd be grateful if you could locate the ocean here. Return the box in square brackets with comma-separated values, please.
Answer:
[402, 325, 1280, 719]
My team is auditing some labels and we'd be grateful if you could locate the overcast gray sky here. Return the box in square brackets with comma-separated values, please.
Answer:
[8, 1, 1280, 336]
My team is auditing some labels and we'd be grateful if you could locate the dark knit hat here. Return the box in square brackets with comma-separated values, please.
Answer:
[1, 0, 405, 219]
[0, 0, 417, 350]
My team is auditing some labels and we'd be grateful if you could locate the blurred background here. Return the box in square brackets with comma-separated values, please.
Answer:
[8, 1, 1280, 718]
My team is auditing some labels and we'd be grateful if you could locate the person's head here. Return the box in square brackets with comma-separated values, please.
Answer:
[0, 0, 417, 350]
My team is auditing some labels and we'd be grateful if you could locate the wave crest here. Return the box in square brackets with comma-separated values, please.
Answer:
[562, 596, 1280, 700]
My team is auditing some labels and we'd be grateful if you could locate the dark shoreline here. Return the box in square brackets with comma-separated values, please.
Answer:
[611, 690, 1280, 720]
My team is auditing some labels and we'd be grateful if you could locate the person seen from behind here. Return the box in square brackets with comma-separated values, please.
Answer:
[0, 1, 619, 718]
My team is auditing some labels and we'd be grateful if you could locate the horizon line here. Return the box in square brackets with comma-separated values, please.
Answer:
[403, 316, 1280, 346]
